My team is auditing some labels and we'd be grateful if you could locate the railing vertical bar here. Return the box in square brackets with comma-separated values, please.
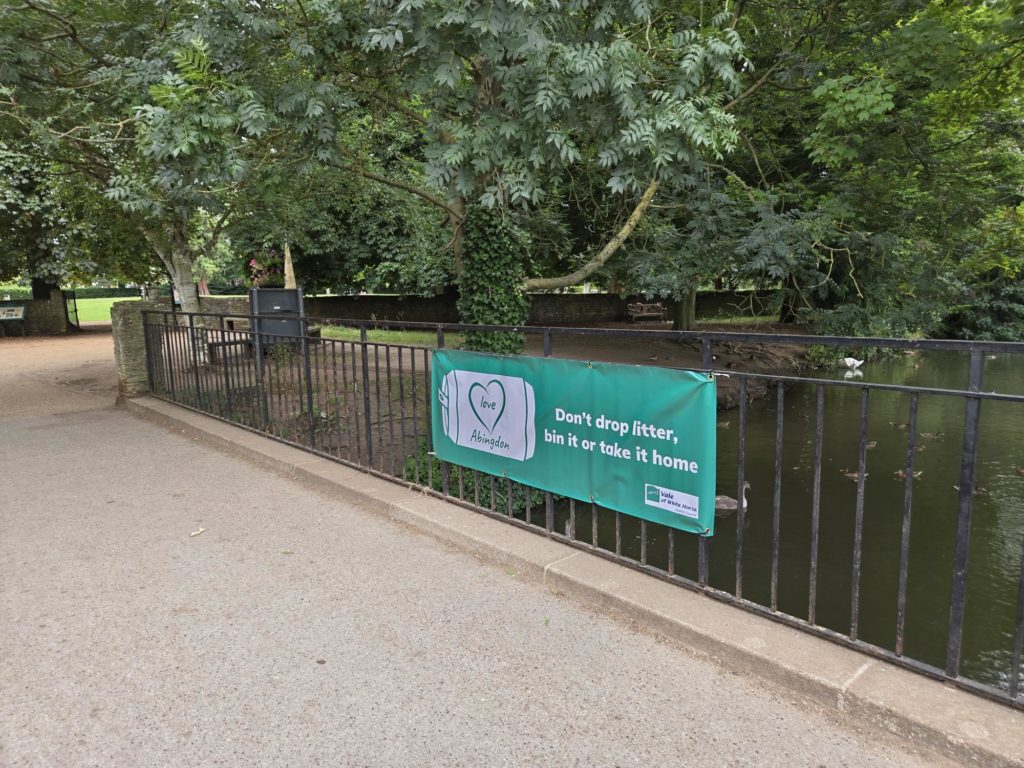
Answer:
[423, 348, 432, 490]
[350, 343, 362, 464]
[409, 346, 418, 482]
[373, 344, 384, 472]
[506, 477, 513, 518]
[252, 331, 263, 429]
[361, 336, 374, 468]
[525, 489, 532, 526]
[188, 314, 203, 410]
[543, 331, 552, 357]
[230, 327, 244, 423]
[770, 383, 785, 612]
[398, 347, 408, 479]
[265, 335, 278, 436]
[946, 349, 984, 677]
[1010, 535, 1024, 700]
[161, 314, 176, 399]
[569, 498, 576, 538]
[735, 378, 748, 599]
[615, 511, 622, 556]
[329, 340, 342, 458]
[698, 338, 714, 586]
[473, 470, 481, 508]
[313, 338, 327, 452]
[490, 475, 497, 512]
[302, 325, 316, 450]
[667, 529, 675, 576]
[849, 387, 871, 640]
[895, 393, 920, 656]
[591, 502, 598, 548]
[220, 319, 234, 420]
[545, 492, 554, 533]
[385, 344, 397, 477]
[808, 384, 825, 624]
[640, 520, 647, 565]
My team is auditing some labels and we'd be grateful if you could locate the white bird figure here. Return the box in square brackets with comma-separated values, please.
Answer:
[843, 369, 864, 380]
[715, 481, 751, 516]
[841, 357, 864, 370]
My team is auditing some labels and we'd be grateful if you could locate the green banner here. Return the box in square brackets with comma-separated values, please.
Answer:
[431, 350, 718, 537]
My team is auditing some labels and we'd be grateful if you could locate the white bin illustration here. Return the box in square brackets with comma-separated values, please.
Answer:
[438, 369, 536, 461]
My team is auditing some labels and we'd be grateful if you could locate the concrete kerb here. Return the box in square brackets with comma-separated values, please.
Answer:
[122, 395, 1024, 768]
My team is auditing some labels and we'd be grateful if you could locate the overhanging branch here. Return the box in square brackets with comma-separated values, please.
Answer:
[356, 167, 464, 222]
[523, 179, 659, 291]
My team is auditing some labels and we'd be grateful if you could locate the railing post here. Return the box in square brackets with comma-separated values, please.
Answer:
[946, 348, 984, 677]
[437, 325, 445, 349]
[543, 331, 552, 357]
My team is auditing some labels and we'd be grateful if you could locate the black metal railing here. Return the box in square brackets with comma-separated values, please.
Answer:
[141, 309, 1024, 710]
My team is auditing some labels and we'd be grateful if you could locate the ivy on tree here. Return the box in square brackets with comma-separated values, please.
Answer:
[457, 207, 530, 355]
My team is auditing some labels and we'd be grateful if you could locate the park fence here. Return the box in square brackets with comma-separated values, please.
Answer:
[141, 309, 1024, 711]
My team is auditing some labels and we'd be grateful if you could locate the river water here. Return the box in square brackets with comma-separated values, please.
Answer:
[561, 350, 1024, 693]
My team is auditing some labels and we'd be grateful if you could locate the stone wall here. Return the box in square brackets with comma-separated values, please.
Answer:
[144, 290, 780, 325]
[304, 294, 460, 323]
[0, 289, 70, 336]
[111, 300, 159, 397]
[302, 290, 777, 325]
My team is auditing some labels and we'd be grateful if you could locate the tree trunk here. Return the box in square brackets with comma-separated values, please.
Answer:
[779, 274, 801, 323]
[672, 287, 697, 331]
[283, 242, 297, 289]
[153, 219, 207, 363]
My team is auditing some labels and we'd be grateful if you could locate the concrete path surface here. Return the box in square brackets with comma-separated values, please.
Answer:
[1, 332, 963, 767]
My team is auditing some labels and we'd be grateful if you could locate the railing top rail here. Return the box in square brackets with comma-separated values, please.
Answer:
[141, 308, 1024, 354]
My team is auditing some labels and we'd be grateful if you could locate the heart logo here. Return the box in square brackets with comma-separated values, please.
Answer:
[468, 380, 506, 433]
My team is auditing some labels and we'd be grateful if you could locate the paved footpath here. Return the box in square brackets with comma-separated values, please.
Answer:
[1, 332, 959, 767]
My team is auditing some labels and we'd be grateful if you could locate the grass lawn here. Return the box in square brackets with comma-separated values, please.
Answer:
[74, 296, 140, 323]
[319, 325, 464, 347]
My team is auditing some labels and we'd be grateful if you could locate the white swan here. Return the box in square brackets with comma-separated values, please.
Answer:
[841, 357, 864, 369]
[715, 481, 751, 515]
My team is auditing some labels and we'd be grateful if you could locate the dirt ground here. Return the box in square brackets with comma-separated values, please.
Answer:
[0, 327, 118, 418]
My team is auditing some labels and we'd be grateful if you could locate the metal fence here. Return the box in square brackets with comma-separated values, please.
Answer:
[63, 290, 78, 329]
[141, 309, 1024, 710]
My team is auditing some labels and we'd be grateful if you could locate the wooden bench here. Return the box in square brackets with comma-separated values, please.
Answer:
[626, 302, 668, 323]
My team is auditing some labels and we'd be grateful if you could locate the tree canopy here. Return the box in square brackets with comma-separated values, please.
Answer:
[1, 0, 1021, 339]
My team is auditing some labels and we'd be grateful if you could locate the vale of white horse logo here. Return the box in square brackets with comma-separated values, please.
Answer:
[438, 369, 536, 461]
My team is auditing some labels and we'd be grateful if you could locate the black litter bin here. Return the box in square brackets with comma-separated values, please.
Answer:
[250, 287, 305, 346]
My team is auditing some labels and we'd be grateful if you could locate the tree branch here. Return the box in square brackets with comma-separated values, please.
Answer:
[523, 179, 660, 291]
[354, 166, 464, 221]
[723, 58, 783, 112]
